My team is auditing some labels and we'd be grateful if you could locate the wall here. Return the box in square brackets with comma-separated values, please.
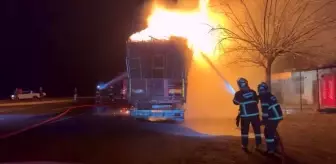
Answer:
[272, 67, 336, 112]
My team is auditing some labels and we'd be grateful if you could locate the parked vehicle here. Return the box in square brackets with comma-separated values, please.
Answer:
[11, 88, 46, 100]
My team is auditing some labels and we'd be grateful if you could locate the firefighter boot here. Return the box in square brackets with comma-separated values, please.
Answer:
[241, 145, 250, 153]
[255, 144, 263, 152]
[274, 136, 282, 154]
[265, 150, 276, 157]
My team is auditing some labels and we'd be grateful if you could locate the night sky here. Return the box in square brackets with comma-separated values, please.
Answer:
[1, 0, 146, 98]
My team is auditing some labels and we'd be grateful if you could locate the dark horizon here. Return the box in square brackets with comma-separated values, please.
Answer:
[1, 0, 146, 99]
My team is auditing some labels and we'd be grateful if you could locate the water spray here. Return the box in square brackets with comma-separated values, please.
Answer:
[98, 72, 128, 90]
[201, 53, 235, 95]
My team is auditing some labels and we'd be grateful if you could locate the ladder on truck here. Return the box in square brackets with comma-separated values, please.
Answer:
[126, 56, 142, 106]
[126, 56, 142, 79]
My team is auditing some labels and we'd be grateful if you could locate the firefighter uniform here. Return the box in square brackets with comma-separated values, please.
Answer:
[258, 82, 283, 154]
[39, 87, 43, 99]
[95, 90, 101, 104]
[74, 87, 78, 102]
[233, 78, 262, 150]
[235, 111, 240, 128]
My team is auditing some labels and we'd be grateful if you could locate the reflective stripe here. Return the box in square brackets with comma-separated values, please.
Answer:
[242, 92, 253, 98]
[240, 100, 258, 117]
[268, 103, 279, 110]
[240, 113, 259, 117]
[265, 139, 275, 143]
[255, 134, 262, 137]
[269, 116, 283, 120]
[268, 103, 282, 120]
[233, 99, 239, 103]
[241, 103, 247, 115]
[240, 100, 257, 105]
[261, 103, 269, 106]
[241, 134, 249, 137]
[272, 107, 280, 117]
[262, 113, 269, 117]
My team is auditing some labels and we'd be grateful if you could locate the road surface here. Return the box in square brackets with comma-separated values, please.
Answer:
[0, 101, 335, 164]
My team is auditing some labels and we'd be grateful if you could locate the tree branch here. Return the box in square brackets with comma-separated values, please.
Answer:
[213, 0, 336, 72]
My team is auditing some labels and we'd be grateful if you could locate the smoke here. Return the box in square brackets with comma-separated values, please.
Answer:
[153, 0, 199, 10]
[180, 0, 265, 120]
[185, 62, 237, 119]
[185, 58, 264, 120]
[138, 0, 266, 120]
[182, 56, 264, 135]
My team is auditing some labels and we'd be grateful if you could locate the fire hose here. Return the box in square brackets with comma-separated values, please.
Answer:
[0, 105, 95, 140]
[201, 53, 286, 162]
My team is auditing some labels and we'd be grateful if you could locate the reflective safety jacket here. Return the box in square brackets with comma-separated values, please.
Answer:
[259, 92, 283, 121]
[233, 89, 259, 118]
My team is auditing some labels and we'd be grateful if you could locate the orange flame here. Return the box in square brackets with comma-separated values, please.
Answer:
[129, 0, 225, 62]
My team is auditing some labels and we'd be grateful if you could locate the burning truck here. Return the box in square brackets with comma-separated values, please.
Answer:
[96, 37, 192, 122]
[126, 37, 192, 122]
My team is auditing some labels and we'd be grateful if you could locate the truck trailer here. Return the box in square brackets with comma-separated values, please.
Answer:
[126, 37, 192, 122]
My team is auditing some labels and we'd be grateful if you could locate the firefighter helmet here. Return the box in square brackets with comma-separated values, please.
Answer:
[237, 77, 249, 89]
[257, 82, 269, 94]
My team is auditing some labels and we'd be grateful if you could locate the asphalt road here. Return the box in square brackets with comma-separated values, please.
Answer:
[0, 97, 72, 104]
[0, 101, 288, 164]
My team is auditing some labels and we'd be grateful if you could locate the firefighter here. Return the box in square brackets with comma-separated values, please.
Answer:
[74, 87, 78, 102]
[257, 82, 283, 155]
[95, 89, 101, 104]
[14, 88, 19, 100]
[39, 87, 44, 100]
[233, 78, 262, 152]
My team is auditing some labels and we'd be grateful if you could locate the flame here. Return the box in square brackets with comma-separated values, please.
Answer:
[129, 0, 225, 62]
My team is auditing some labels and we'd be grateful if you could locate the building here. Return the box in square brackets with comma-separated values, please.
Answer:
[272, 65, 336, 111]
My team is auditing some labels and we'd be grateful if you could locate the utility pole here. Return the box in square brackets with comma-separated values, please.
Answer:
[299, 72, 303, 111]
[316, 69, 320, 111]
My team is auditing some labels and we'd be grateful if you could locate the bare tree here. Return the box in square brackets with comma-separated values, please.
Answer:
[210, 0, 336, 88]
